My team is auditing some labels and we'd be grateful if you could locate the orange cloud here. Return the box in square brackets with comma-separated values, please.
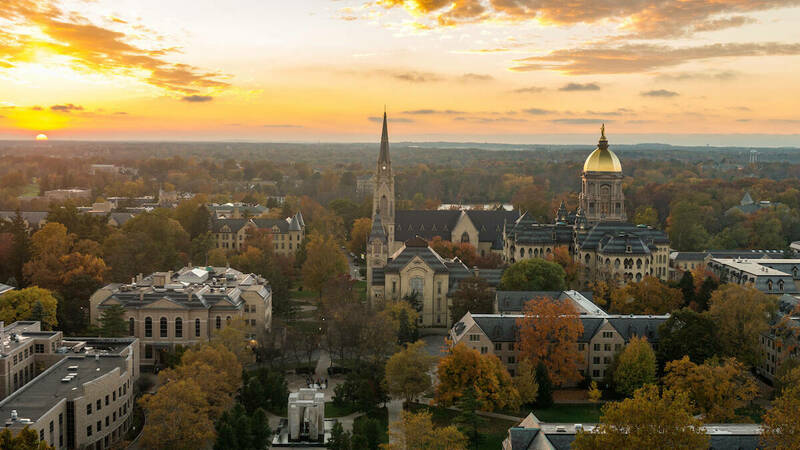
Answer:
[0, 0, 229, 96]
[372, 0, 798, 38]
[511, 42, 800, 74]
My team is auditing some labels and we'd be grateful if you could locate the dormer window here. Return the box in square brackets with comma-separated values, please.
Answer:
[626, 245, 632, 253]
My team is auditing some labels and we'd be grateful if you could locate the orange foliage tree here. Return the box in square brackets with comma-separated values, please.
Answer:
[435, 343, 520, 412]
[516, 297, 584, 387]
[609, 276, 683, 315]
[546, 246, 583, 289]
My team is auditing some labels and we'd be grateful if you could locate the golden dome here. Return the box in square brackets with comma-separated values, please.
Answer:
[583, 124, 622, 173]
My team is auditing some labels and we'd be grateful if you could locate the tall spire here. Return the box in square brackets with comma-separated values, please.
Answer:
[379, 111, 390, 165]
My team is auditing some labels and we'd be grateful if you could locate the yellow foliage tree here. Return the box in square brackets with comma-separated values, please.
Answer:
[762, 367, 800, 448]
[158, 342, 243, 421]
[382, 410, 468, 450]
[0, 287, 58, 330]
[609, 276, 683, 315]
[211, 318, 256, 366]
[572, 385, 708, 449]
[348, 217, 372, 255]
[301, 233, 348, 295]
[708, 284, 776, 367]
[663, 356, 759, 422]
[435, 343, 520, 412]
[385, 340, 435, 403]
[513, 358, 539, 405]
[139, 378, 215, 449]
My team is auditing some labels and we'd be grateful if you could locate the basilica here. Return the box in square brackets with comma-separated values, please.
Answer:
[366, 114, 670, 327]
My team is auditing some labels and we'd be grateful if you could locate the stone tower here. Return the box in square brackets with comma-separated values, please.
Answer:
[579, 125, 626, 223]
[372, 111, 395, 245]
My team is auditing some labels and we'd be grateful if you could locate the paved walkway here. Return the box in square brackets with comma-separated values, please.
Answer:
[386, 399, 403, 444]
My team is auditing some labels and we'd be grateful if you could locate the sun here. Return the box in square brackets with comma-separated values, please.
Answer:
[35, 134, 48, 141]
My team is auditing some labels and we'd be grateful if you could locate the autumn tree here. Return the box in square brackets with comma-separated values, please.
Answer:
[158, 342, 243, 420]
[98, 304, 128, 337]
[612, 336, 656, 397]
[572, 385, 709, 450]
[609, 276, 682, 315]
[516, 297, 583, 386]
[211, 318, 256, 366]
[633, 206, 659, 228]
[708, 284, 776, 367]
[762, 367, 800, 448]
[382, 410, 468, 450]
[435, 343, 520, 412]
[348, 217, 372, 256]
[0, 426, 55, 449]
[500, 258, 566, 291]
[385, 340, 435, 403]
[666, 199, 710, 251]
[450, 275, 493, 321]
[301, 233, 348, 296]
[588, 381, 602, 403]
[663, 356, 758, 422]
[139, 378, 216, 449]
[656, 308, 720, 367]
[546, 246, 583, 289]
[513, 358, 539, 405]
[384, 300, 419, 345]
[0, 287, 58, 330]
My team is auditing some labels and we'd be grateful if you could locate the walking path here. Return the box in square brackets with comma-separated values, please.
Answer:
[386, 399, 403, 444]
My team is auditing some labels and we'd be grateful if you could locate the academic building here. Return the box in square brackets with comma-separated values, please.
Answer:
[210, 212, 305, 256]
[89, 266, 271, 367]
[0, 321, 139, 450]
[450, 311, 667, 381]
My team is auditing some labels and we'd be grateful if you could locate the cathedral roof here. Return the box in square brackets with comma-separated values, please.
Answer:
[583, 124, 622, 173]
[370, 213, 387, 241]
[378, 111, 390, 165]
[394, 210, 519, 249]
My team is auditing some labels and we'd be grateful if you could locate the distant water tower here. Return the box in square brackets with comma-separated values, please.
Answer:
[749, 149, 758, 164]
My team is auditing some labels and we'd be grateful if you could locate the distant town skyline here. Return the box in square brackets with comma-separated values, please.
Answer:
[1, 0, 800, 144]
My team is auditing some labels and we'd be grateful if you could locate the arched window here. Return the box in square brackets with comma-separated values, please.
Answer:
[519, 247, 524, 257]
[215, 316, 221, 329]
[144, 317, 152, 337]
[410, 277, 424, 295]
[175, 318, 183, 338]
[160, 317, 168, 337]
[534, 248, 539, 257]
[584, 253, 590, 264]
[794, 267, 798, 278]
[528, 248, 532, 257]
[226, 316, 231, 324]
[779, 280, 785, 291]
[614, 258, 620, 269]
[635, 273, 642, 282]
[129, 318, 135, 336]
[636, 258, 642, 269]
[460, 232, 470, 243]
[767, 280, 773, 291]
[195, 319, 201, 337]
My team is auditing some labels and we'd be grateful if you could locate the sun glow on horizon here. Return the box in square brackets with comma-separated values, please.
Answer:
[35, 133, 48, 141]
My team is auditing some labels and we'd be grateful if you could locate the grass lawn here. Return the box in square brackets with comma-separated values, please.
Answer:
[290, 288, 319, 300]
[325, 402, 360, 417]
[19, 183, 39, 198]
[354, 280, 366, 301]
[530, 403, 603, 423]
[408, 403, 518, 450]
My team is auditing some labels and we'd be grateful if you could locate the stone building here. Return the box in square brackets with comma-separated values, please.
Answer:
[450, 312, 667, 380]
[0, 321, 63, 400]
[89, 266, 271, 367]
[369, 236, 503, 327]
[502, 127, 671, 284]
[0, 323, 139, 450]
[707, 258, 800, 295]
[210, 212, 305, 256]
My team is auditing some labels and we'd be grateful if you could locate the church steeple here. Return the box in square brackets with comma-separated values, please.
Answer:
[379, 111, 390, 166]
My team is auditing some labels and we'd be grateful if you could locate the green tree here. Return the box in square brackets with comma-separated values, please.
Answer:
[633, 206, 659, 228]
[513, 358, 539, 406]
[328, 421, 352, 450]
[534, 362, 553, 408]
[666, 200, 710, 251]
[572, 385, 708, 449]
[612, 336, 657, 397]
[0, 287, 58, 330]
[352, 416, 382, 450]
[213, 404, 271, 450]
[656, 308, 720, 368]
[385, 341, 435, 403]
[98, 304, 128, 337]
[454, 388, 484, 448]
[500, 259, 566, 291]
[677, 271, 694, 307]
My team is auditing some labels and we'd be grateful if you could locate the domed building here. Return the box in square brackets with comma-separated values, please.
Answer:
[579, 125, 626, 223]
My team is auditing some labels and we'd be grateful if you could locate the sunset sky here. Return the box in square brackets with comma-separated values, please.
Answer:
[1, 0, 799, 144]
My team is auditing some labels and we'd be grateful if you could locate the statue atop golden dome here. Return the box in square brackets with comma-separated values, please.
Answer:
[583, 124, 621, 172]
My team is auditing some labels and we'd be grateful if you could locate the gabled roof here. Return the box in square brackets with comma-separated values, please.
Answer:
[385, 240, 449, 273]
[576, 221, 668, 252]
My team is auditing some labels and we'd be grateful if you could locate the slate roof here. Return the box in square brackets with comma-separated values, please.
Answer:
[394, 210, 519, 249]
[505, 213, 574, 247]
[465, 314, 667, 343]
[576, 221, 668, 253]
[210, 217, 250, 233]
[496, 291, 602, 315]
[385, 240, 450, 273]
[211, 216, 301, 234]
[0, 211, 49, 226]
[598, 232, 651, 255]
[371, 267, 385, 285]
[370, 213, 387, 241]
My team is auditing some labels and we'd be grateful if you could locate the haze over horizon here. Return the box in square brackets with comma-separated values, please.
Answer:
[2, 0, 800, 145]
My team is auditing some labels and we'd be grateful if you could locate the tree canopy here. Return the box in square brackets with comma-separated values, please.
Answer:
[500, 258, 566, 291]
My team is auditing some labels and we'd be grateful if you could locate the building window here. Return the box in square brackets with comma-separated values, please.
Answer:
[508, 356, 516, 364]
[593, 357, 600, 364]
[480, 347, 488, 354]
[592, 370, 600, 377]
[216, 316, 221, 329]
[35, 344, 44, 353]
[461, 232, 470, 243]
[508, 343, 515, 351]
[145, 345, 152, 359]
[593, 343, 600, 351]
[495, 343, 502, 351]
[602, 331, 613, 338]
[437, 282, 442, 294]
[604, 344, 611, 351]
[129, 318, 135, 336]
[87, 426, 92, 437]
[195, 319, 201, 337]
[469, 334, 480, 342]
[175, 318, 183, 338]
[87, 404, 92, 415]
[410, 277, 424, 295]
[160, 317, 168, 337]
[144, 317, 152, 337]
